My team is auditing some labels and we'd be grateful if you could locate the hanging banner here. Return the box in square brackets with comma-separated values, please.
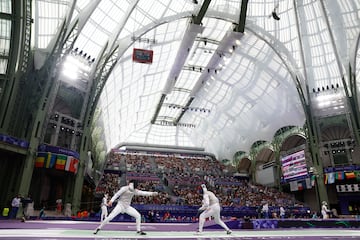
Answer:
[132, 48, 153, 64]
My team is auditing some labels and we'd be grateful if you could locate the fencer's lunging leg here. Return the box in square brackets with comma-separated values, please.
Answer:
[125, 206, 142, 232]
[198, 208, 214, 232]
[212, 205, 230, 231]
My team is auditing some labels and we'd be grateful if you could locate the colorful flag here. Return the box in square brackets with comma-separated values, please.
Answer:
[44, 152, 56, 168]
[345, 172, 356, 179]
[298, 181, 305, 191]
[65, 156, 79, 173]
[324, 173, 328, 184]
[55, 154, 67, 170]
[311, 175, 316, 186]
[356, 171, 360, 181]
[336, 171, 345, 181]
[35, 152, 46, 168]
[328, 172, 335, 184]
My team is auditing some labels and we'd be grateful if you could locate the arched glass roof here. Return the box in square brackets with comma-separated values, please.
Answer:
[30, 0, 360, 160]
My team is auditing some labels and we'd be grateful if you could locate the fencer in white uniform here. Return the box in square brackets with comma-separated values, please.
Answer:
[93, 180, 158, 235]
[100, 193, 109, 222]
[197, 184, 232, 235]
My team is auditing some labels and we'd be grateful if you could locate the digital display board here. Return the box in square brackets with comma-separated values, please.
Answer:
[132, 48, 153, 64]
[281, 149, 308, 181]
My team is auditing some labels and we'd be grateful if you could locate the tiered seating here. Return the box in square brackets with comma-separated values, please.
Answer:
[94, 150, 308, 221]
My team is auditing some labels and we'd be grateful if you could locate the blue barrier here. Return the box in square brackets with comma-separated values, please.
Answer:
[127, 204, 310, 219]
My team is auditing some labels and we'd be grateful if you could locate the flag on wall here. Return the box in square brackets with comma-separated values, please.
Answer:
[336, 171, 345, 181]
[324, 173, 328, 184]
[35, 152, 46, 168]
[311, 175, 316, 186]
[345, 172, 355, 179]
[44, 152, 56, 168]
[328, 172, 335, 184]
[65, 156, 79, 173]
[356, 171, 360, 181]
[298, 181, 305, 191]
[55, 154, 67, 170]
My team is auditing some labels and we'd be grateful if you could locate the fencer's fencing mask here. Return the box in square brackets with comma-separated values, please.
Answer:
[201, 184, 207, 192]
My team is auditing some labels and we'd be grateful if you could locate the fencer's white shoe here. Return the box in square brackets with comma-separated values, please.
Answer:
[195, 231, 203, 235]
[226, 230, 232, 234]
[93, 228, 100, 234]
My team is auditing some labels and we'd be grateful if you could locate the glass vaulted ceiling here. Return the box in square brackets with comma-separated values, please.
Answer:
[31, 0, 360, 160]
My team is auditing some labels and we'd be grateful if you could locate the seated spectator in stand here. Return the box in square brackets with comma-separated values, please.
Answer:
[147, 210, 155, 223]
[279, 206, 286, 219]
[262, 203, 269, 219]
[162, 211, 171, 221]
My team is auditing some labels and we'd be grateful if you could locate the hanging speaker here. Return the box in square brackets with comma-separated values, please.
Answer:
[272, 11, 280, 20]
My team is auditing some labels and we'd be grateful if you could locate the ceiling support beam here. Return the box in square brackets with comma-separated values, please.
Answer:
[151, 1, 212, 124]
[234, 0, 249, 33]
[174, 97, 194, 125]
[191, 0, 211, 25]
[175, 0, 248, 124]
[151, 94, 167, 124]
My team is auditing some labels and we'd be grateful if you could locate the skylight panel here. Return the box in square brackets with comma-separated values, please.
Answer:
[166, 90, 189, 106]
[209, 81, 230, 103]
[75, 0, 91, 9]
[176, 71, 201, 90]
[139, 1, 167, 20]
[0, 18, 10, 55]
[164, 0, 195, 17]
[0, 59, 7, 74]
[143, 72, 165, 94]
[34, 0, 69, 48]
[210, 0, 241, 15]
[0, 0, 11, 14]
[75, 25, 108, 58]
[203, 18, 232, 42]
[216, 114, 229, 131]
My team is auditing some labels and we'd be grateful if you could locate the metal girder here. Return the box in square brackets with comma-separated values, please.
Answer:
[84, 1, 139, 129]
[174, 0, 247, 125]
[174, 97, 194, 125]
[1, 0, 31, 134]
[234, 0, 249, 33]
[85, 43, 118, 127]
[151, 1, 212, 125]
[151, 94, 167, 124]
[191, 0, 211, 24]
